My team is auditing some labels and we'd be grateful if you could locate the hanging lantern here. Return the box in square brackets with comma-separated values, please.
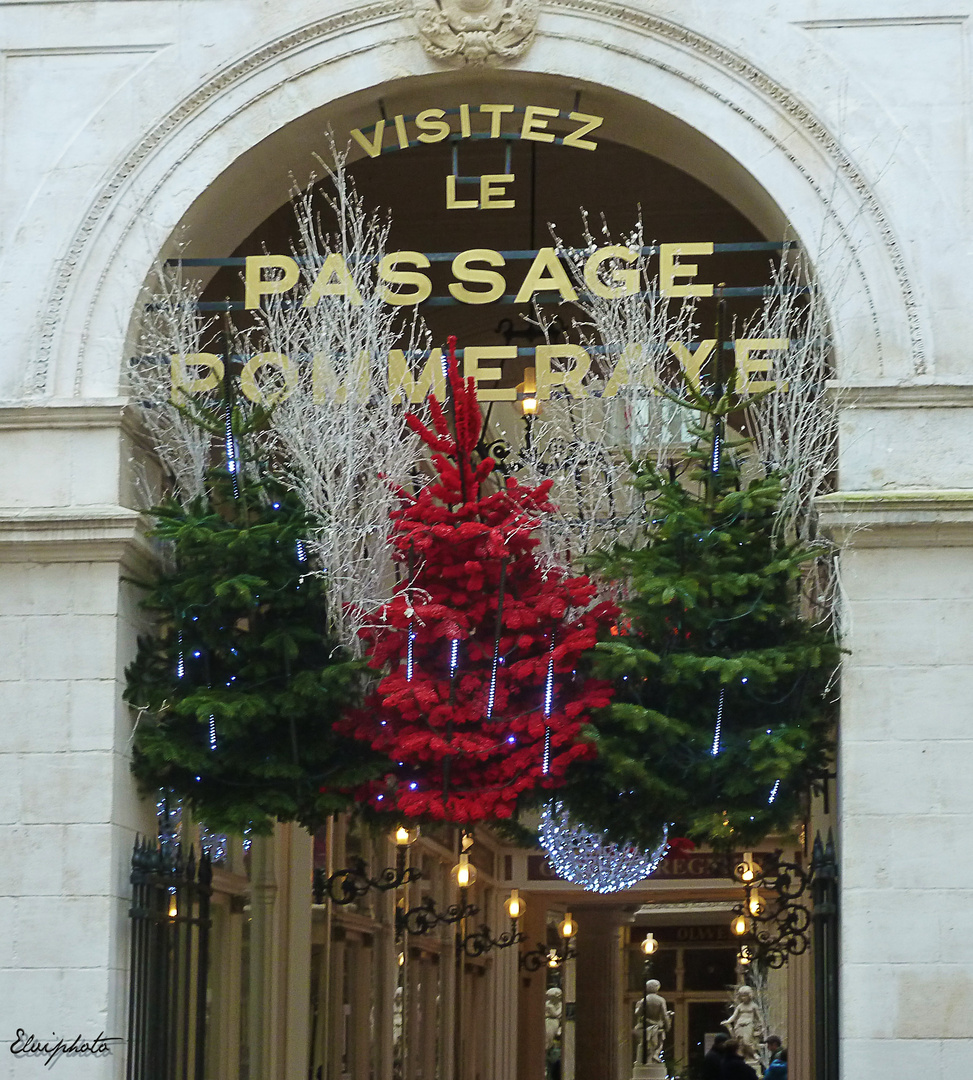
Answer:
[539, 801, 669, 894]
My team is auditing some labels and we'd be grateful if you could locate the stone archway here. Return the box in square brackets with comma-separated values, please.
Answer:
[26, 4, 928, 402]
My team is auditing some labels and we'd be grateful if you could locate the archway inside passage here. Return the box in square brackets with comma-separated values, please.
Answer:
[140, 77, 828, 1080]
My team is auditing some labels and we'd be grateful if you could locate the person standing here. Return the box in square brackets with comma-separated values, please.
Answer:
[764, 1048, 787, 1079]
[719, 1038, 759, 1080]
[702, 1032, 729, 1080]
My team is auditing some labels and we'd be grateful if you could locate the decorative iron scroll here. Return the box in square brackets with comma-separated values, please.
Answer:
[459, 923, 525, 957]
[518, 941, 576, 971]
[397, 897, 478, 936]
[732, 850, 812, 969]
[312, 857, 421, 905]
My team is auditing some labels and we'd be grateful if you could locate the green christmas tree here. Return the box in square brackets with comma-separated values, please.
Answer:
[125, 395, 382, 834]
[558, 391, 839, 850]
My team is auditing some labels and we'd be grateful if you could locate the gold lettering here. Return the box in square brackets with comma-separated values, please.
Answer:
[479, 103, 515, 138]
[521, 105, 559, 143]
[415, 108, 451, 143]
[393, 114, 409, 150]
[350, 120, 385, 158]
[171, 352, 223, 397]
[603, 344, 656, 397]
[563, 112, 603, 151]
[459, 103, 471, 137]
[239, 352, 298, 405]
[302, 253, 363, 307]
[660, 242, 714, 298]
[515, 248, 578, 303]
[244, 255, 300, 310]
[668, 339, 716, 390]
[446, 174, 479, 210]
[535, 344, 591, 398]
[379, 251, 432, 305]
[734, 338, 790, 392]
[389, 348, 446, 404]
[463, 346, 517, 401]
[480, 173, 515, 209]
[449, 249, 507, 305]
[312, 351, 369, 404]
[583, 245, 639, 298]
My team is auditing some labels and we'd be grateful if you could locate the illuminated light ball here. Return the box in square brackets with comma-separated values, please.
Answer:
[539, 801, 669, 894]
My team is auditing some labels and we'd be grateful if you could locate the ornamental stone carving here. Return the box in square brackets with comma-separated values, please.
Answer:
[412, 0, 538, 65]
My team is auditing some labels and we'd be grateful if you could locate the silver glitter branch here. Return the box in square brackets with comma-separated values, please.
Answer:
[252, 143, 430, 649]
[128, 258, 216, 506]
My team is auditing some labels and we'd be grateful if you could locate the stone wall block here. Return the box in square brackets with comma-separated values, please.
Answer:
[13, 895, 112, 969]
[0, 615, 27, 681]
[20, 751, 114, 825]
[848, 598, 973, 668]
[3, 681, 71, 752]
[839, 963, 897, 1040]
[22, 615, 117, 683]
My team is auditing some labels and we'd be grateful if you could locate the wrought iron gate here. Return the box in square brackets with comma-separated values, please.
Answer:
[127, 837, 213, 1080]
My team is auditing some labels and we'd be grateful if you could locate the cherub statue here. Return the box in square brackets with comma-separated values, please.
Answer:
[723, 985, 763, 1066]
[632, 980, 673, 1066]
[544, 986, 563, 1050]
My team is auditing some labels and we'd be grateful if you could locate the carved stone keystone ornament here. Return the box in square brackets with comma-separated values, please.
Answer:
[412, 0, 538, 65]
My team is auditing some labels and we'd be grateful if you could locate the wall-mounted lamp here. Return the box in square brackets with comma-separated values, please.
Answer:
[451, 852, 477, 890]
[393, 824, 420, 847]
[740, 850, 755, 883]
[504, 889, 525, 921]
[520, 911, 578, 971]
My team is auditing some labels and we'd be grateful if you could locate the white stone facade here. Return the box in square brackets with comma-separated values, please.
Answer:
[1, 2, 971, 1078]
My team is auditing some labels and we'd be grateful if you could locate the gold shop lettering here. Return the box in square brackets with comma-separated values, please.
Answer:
[170, 338, 790, 406]
[242, 244, 717, 309]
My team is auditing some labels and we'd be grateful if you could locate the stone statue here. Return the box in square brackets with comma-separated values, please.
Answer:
[723, 985, 763, 1067]
[544, 986, 563, 1050]
[632, 980, 673, 1077]
[412, 0, 538, 65]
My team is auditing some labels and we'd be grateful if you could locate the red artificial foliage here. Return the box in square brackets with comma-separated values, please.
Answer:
[342, 337, 615, 824]
[666, 837, 697, 859]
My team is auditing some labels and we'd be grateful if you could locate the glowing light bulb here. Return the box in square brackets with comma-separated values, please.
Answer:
[393, 824, 419, 847]
[741, 851, 755, 883]
[168, 892, 178, 919]
[547, 950, 559, 968]
[731, 915, 749, 936]
[749, 889, 762, 917]
[640, 932, 658, 956]
[451, 853, 477, 889]
[504, 889, 525, 920]
[558, 913, 577, 939]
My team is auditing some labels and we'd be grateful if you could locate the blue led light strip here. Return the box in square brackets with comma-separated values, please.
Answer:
[711, 688, 725, 756]
[542, 638, 555, 775]
[486, 559, 509, 722]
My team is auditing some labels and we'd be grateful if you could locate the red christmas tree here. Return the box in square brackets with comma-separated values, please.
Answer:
[343, 337, 615, 823]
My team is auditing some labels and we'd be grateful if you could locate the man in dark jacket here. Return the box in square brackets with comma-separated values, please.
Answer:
[702, 1032, 728, 1080]
[719, 1038, 759, 1080]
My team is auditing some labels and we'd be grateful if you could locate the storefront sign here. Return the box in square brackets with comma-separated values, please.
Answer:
[171, 336, 788, 405]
